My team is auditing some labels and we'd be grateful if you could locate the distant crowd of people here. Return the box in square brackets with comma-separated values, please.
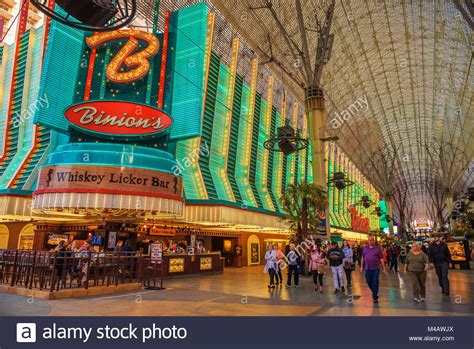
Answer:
[264, 235, 453, 304]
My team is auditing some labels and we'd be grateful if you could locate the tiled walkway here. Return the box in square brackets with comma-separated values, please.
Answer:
[1, 266, 472, 316]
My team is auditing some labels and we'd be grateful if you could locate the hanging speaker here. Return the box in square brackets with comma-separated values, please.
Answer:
[31, 0, 136, 32]
[56, 0, 117, 27]
[277, 126, 298, 155]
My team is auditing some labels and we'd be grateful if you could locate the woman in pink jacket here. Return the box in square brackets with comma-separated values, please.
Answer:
[309, 244, 326, 293]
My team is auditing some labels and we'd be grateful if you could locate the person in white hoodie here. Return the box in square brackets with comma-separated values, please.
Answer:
[264, 244, 277, 288]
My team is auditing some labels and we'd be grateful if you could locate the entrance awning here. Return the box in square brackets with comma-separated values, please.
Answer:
[183, 201, 289, 232]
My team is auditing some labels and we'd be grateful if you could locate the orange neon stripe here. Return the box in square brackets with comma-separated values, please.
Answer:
[0, 0, 30, 164]
[157, 10, 170, 109]
[84, 33, 98, 101]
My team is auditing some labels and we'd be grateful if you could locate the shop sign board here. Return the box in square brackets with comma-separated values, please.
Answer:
[149, 228, 177, 236]
[349, 205, 369, 233]
[150, 243, 163, 264]
[47, 234, 69, 246]
[64, 101, 173, 139]
[36, 165, 183, 200]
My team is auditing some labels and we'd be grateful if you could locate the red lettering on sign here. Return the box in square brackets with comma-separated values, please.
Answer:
[349, 205, 370, 233]
[64, 100, 172, 138]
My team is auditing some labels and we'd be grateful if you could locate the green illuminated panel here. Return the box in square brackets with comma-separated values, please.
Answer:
[199, 52, 220, 199]
[267, 106, 278, 209]
[227, 74, 243, 202]
[272, 111, 284, 210]
[6, 29, 52, 190]
[209, 62, 234, 201]
[281, 118, 289, 193]
[235, 83, 257, 207]
[306, 142, 313, 183]
[34, 21, 85, 132]
[249, 92, 263, 208]
[176, 137, 206, 199]
[379, 200, 389, 229]
[255, 99, 274, 210]
[168, 3, 208, 140]
[0, 31, 31, 178]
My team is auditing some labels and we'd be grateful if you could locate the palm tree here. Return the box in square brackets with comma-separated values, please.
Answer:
[279, 181, 328, 242]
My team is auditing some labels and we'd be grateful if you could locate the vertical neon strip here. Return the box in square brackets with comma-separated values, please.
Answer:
[242, 59, 259, 204]
[8, 29, 37, 188]
[344, 154, 351, 227]
[277, 90, 286, 197]
[289, 102, 298, 185]
[194, 11, 215, 199]
[256, 75, 274, 210]
[157, 10, 170, 109]
[0, 17, 4, 40]
[301, 116, 308, 183]
[209, 63, 232, 200]
[223, 38, 239, 172]
[325, 141, 330, 224]
[336, 149, 341, 225]
[0, 0, 29, 161]
[341, 152, 347, 226]
[145, 0, 160, 103]
[84, 33, 98, 101]
[209, 37, 238, 201]
[328, 143, 334, 226]
[176, 11, 214, 199]
[41, 0, 55, 61]
[273, 91, 285, 206]
[0, 46, 9, 161]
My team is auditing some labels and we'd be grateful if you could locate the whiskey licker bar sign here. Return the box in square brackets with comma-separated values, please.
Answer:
[36, 165, 183, 201]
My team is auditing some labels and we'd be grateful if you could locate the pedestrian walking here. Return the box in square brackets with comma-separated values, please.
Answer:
[264, 245, 277, 289]
[326, 241, 345, 293]
[405, 242, 429, 303]
[342, 240, 354, 288]
[388, 244, 399, 272]
[309, 244, 326, 293]
[275, 245, 284, 286]
[400, 245, 407, 264]
[285, 243, 300, 288]
[428, 236, 452, 296]
[360, 235, 387, 303]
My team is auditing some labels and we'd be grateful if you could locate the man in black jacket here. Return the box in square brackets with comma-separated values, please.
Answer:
[428, 236, 452, 295]
[326, 241, 345, 293]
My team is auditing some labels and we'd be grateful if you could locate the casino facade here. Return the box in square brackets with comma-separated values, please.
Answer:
[0, 1, 389, 269]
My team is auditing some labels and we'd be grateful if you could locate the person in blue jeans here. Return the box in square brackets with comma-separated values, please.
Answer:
[360, 235, 387, 303]
[285, 243, 300, 288]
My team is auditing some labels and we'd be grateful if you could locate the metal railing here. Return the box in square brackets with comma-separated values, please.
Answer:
[0, 250, 144, 292]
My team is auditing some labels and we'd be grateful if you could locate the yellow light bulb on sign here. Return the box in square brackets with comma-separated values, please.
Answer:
[86, 30, 160, 84]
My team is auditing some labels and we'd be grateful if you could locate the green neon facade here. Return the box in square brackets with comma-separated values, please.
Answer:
[0, 2, 382, 234]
